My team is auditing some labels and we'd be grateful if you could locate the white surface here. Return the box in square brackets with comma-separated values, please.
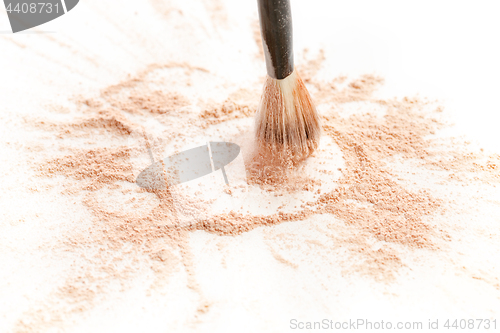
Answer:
[1, 1, 499, 332]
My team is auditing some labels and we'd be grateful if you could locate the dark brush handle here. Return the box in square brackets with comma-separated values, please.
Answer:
[257, 0, 294, 80]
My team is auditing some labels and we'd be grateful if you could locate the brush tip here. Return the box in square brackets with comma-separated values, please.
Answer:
[255, 69, 321, 162]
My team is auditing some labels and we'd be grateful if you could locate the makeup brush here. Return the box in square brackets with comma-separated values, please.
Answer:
[255, 0, 320, 161]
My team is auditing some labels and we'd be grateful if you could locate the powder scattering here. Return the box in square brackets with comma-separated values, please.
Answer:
[67, 109, 138, 136]
[31, 58, 499, 329]
[41, 148, 135, 191]
[199, 99, 254, 127]
[31, 109, 139, 138]
[313, 73, 384, 104]
[118, 91, 190, 115]
[299, 48, 326, 83]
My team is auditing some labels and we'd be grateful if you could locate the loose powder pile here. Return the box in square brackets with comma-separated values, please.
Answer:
[27, 49, 499, 329]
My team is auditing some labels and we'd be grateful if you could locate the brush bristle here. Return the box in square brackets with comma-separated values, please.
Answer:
[255, 69, 321, 161]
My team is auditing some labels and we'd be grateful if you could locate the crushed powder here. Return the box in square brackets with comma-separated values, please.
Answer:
[113, 91, 190, 116]
[41, 147, 135, 191]
[199, 99, 254, 128]
[31, 50, 498, 329]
